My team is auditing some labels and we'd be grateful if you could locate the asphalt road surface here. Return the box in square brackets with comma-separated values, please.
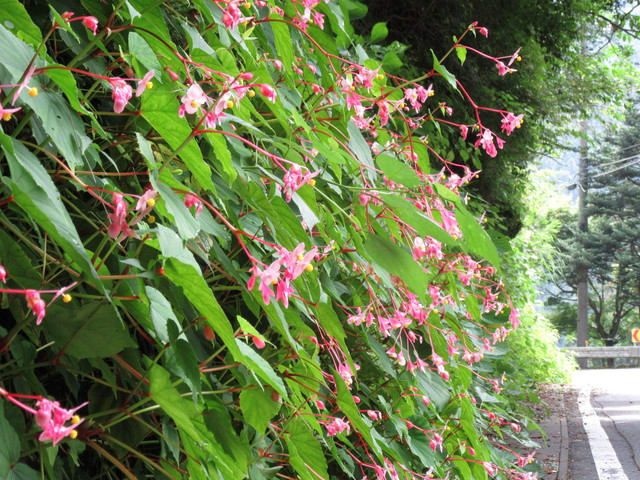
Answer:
[572, 369, 640, 480]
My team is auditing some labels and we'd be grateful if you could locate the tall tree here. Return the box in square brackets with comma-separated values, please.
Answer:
[549, 101, 640, 345]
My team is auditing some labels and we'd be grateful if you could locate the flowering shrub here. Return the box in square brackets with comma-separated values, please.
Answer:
[0, 1, 535, 478]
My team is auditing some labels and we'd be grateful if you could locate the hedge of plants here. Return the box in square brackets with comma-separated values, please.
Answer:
[0, 1, 536, 478]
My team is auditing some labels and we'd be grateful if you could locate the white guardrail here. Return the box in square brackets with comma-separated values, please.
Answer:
[564, 346, 640, 358]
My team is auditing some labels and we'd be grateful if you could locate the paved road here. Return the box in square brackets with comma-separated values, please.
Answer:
[572, 369, 640, 480]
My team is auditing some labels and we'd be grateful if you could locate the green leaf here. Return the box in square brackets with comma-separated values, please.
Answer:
[0, 134, 102, 289]
[363, 233, 429, 302]
[0, 407, 20, 477]
[431, 50, 457, 89]
[376, 154, 421, 188]
[149, 365, 244, 478]
[455, 46, 467, 65]
[44, 303, 135, 359]
[454, 205, 501, 267]
[285, 417, 329, 480]
[370, 22, 388, 43]
[239, 388, 281, 434]
[141, 83, 214, 192]
[235, 340, 288, 400]
[271, 19, 295, 73]
[157, 226, 241, 357]
[145, 286, 181, 343]
[150, 174, 199, 240]
[382, 194, 456, 246]
[348, 121, 374, 178]
[5, 463, 40, 480]
[0, 0, 42, 47]
[0, 26, 92, 170]
[129, 31, 162, 73]
[0, 230, 39, 288]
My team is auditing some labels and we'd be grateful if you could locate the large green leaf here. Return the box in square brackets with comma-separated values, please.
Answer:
[235, 340, 288, 399]
[149, 365, 245, 478]
[44, 303, 135, 359]
[376, 154, 421, 188]
[285, 417, 329, 480]
[0, 134, 102, 288]
[363, 233, 429, 302]
[0, 26, 91, 170]
[239, 387, 281, 434]
[0, 407, 20, 477]
[454, 205, 501, 267]
[157, 226, 240, 357]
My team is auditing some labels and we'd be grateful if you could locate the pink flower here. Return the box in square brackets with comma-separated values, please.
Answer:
[135, 71, 155, 97]
[482, 462, 498, 477]
[183, 193, 203, 215]
[82, 16, 99, 35]
[312, 11, 325, 28]
[509, 308, 521, 329]
[478, 26, 489, 37]
[109, 78, 133, 114]
[35, 398, 87, 446]
[354, 67, 378, 89]
[0, 264, 6, 283]
[222, 2, 252, 29]
[474, 129, 503, 158]
[259, 84, 277, 102]
[248, 262, 281, 305]
[429, 433, 443, 452]
[459, 124, 469, 140]
[275, 277, 294, 307]
[315, 399, 326, 410]
[325, 417, 350, 436]
[0, 106, 22, 121]
[273, 60, 283, 71]
[366, 410, 382, 421]
[107, 193, 133, 239]
[25, 290, 46, 325]
[179, 84, 207, 116]
[134, 189, 157, 213]
[500, 112, 524, 136]
[11, 65, 36, 105]
[279, 243, 317, 280]
[496, 61, 516, 76]
[282, 165, 319, 202]
[251, 335, 266, 349]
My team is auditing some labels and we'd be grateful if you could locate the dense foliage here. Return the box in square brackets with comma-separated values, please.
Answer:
[0, 1, 545, 479]
[549, 103, 640, 346]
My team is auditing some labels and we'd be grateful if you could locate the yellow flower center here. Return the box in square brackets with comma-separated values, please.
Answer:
[62, 294, 73, 303]
[69, 430, 78, 439]
[248, 90, 256, 98]
[297, 253, 305, 260]
[71, 415, 81, 425]
[305, 264, 314, 272]
[517, 55, 522, 62]
[309, 179, 316, 187]
[28, 87, 38, 97]
[190, 100, 199, 108]
[376, 74, 384, 81]
[147, 215, 156, 223]
[2, 113, 12, 121]
[146, 198, 156, 208]
[146, 81, 154, 90]
[226, 100, 235, 109]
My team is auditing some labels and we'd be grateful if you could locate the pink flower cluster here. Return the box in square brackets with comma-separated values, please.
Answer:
[247, 243, 317, 307]
[109, 71, 155, 113]
[35, 398, 87, 445]
[0, 389, 87, 446]
[282, 164, 319, 202]
[25, 290, 46, 325]
[324, 417, 350, 436]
